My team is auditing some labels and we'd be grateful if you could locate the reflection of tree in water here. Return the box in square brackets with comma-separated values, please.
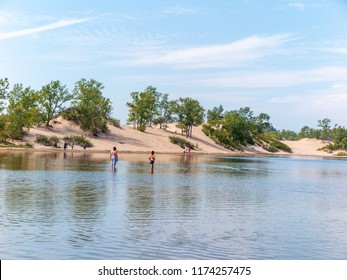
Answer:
[177, 155, 193, 174]
[4, 183, 58, 225]
[174, 185, 199, 215]
[125, 185, 155, 242]
[0, 152, 59, 170]
[124, 180, 202, 252]
[3, 178, 60, 254]
[66, 182, 107, 247]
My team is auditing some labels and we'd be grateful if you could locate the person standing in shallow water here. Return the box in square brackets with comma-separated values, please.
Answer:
[110, 146, 118, 171]
[148, 150, 156, 173]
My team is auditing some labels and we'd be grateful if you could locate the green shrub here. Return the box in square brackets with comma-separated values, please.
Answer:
[169, 136, 194, 149]
[262, 144, 279, 153]
[61, 107, 80, 125]
[270, 140, 292, 153]
[201, 124, 215, 136]
[257, 133, 292, 153]
[63, 135, 93, 147]
[35, 134, 59, 147]
[109, 118, 121, 128]
[319, 143, 336, 153]
[229, 142, 242, 151]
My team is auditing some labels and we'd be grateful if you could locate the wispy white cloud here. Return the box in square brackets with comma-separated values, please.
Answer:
[323, 47, 347, 55]
[312, 37, 347, 55]
[0, 17, 95, 40]
[268, 89, 347, 129]
[199, 66, 347, 88]
[116, 65, 347, 98]
[0, 10, 52, 26]
[134, 34, 297, 68]
[311, 93, 347, 115]
[288, 2, 305, 11]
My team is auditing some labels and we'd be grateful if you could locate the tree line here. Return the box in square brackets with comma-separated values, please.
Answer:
[276, 118, 347, 151]
[202, 106, 292, 152]
[1, 78, 347, 152]
[126, 86, 204, 137]
[0, 78, 114, 141]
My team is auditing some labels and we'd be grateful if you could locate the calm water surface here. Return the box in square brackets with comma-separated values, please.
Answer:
[0, 151, 347, 259]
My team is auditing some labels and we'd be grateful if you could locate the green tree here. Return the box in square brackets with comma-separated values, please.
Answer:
[331, 126, 347, 149]
[237, 107, 254, 122]
[298, 125, 320, 139]
[72, 78, 112, 136]
[0, 78, 9, 113]
[206, 105, 224, 126]
[254, 113, 273, 134]
[223, 111, 253, 145]
[126, 86, 160, 132]
[277, 129, 299, 140]
[0, 114, 8, 142]
[299, 125, 312, 138]
[203, 106, 285, 151]
[203, 106, 253, 148]
[6, 84, 40, 139]
[38, 80, 73, 127]
[318, 118, 331, 140]
[173, 97, 205, 138]
[153, 93, 176, 129]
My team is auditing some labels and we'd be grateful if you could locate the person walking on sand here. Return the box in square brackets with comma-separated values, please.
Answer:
[148, 150, 156, 173]
[110, 146, 118, 171]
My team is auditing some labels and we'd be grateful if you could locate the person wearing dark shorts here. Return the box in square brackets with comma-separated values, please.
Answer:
[148, 150, 155, 173]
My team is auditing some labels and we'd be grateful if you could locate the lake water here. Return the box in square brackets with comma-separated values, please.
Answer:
[1, 151, 347, 260]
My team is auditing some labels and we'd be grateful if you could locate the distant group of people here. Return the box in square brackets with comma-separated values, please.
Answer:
[61, 142, 156, 173]
[109, 147, 156, 173]
[63, 142, 86, 151]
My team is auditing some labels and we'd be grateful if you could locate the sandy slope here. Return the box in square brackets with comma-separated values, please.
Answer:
[20, 117, 339, 157]
[281, 138, 333, 156]
[25, 117, 233, 154]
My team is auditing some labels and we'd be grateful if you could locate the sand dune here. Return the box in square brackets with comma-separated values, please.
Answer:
[25, 117, 233, 154]
[20, 117, 340, 157]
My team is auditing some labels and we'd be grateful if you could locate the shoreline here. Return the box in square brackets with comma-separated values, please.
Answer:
[1, 118, 345, 158]
[0, 146, 345, 159]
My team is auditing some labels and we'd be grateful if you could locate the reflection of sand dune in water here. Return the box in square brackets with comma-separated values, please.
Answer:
[22, 117, 338, 157]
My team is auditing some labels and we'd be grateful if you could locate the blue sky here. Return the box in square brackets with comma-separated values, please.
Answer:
[1, 0, 347, 131]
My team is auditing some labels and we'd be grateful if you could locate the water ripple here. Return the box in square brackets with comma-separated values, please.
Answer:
[1, 153, 347, 259]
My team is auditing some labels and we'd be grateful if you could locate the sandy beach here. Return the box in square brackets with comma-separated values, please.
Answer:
[3, 117, 342, 157]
